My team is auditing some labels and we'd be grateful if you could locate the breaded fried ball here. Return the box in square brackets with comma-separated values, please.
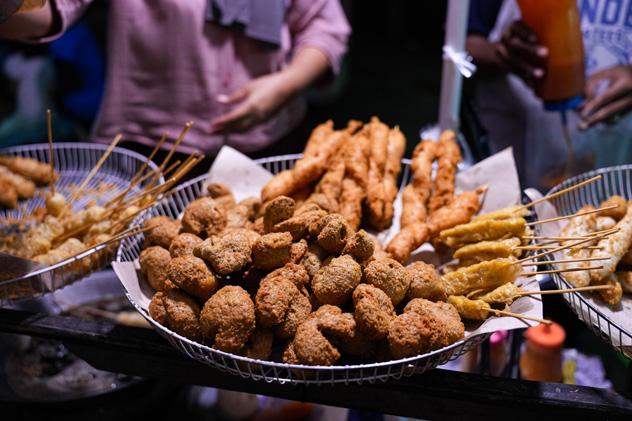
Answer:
[300, 243, 327, 278]
[364, 258, 410, 305]
[194, 229, 257, 275]
[275, 292, 311, 340]
[207, 182, 232, 198]
[144, 216, 180, 249]
[161, 289, 203, 341]
[274, 209, 327, 240]
[353, 284, 395, 340]
[252, 232, 292, 270]
[200, 286, 255, 353]
[226, 204, 251, 228]
[238, 197, 262, 220]
[181, 197, 227, 237]
[600, 195, 628, 220]
[282, 341, 300, 364]
[255, 275, 305, 329]
[243, 328, 274, 360]
[290, 239, 308, 263]
[406, 261, 447, 302]
[404, 298, 464, 345]
[266, 263, 309, 291]
[252, 217, 265, 234]
[263, 196, 295, 232]
[343, 230, 375, 262]
[140, 246, 172, 291]
[148, 291, 167, 325]
[317, 214, 351, 254]
[312, 255, 362, 305]
[167, 256, 218, 301]
[169, 233, 202, 258]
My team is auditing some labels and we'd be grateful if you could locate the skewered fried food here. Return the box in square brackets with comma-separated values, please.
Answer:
[616, 271, 632, 294]
[32, 238, 85, 265]
[401, 140, 436, 227]
[252, 232, 293, 270]
[15, 215, 64, 258]
[339, 129, 370, 230]
[448, 295, 492, 320]
[316, 213, 351, 254]
[471, 205, 529, 222]
[589, 203, 632, 282]
[363, 257, 410, 305]
[599, 195, 627, 220]
[439, 217, 527, 249]
[140, 246, 172, 291]
[0, 165, 35, 199]
[263, 196, 295, 233]
[406, 261, 447, 302]
[169, 233, 202, 258]
[453, 237, 522, 265]
[385, 222, 431, 263]
[342, 229, 375, 262]
[559, 206, 597, 287]
[352, 284, 395, 340]
[443, 258, 521, 296]
[596, 216, 616, 232]
[243, 327, 274, 360]
[0, 179, 18, 208]
[591, 273, 623, 305]
[181, 197, 227, 237]
[473, 282, 523, 306]
[0, 154, 57, 185]
[312, 254, 362, 305]
[428, 130, 461, 214]
[167, 256, 218, 301]
[200, 286, 256, 352]
[621, 249, 632, 266]
[152, 288, 202, 341]
[45, 192, 66, 217]
[427, 189, 483, 235]
[366, 117, 390, 229]
[144, 216, 180, 250]
[194, 229, 258, 275]
[379, 126, 406, 230]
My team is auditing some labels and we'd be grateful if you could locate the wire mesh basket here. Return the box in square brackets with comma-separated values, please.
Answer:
[539, 165, 632, 358]
[116, 154, 489, 385]
[0, 142, 162, 305]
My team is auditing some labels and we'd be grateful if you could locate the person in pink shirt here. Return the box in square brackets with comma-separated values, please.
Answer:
[0, 0, 350, 157]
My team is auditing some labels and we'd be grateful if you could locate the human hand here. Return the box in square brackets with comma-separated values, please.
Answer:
[210, 71, 296, 134]
[495, 20, 548, 85]
[578, 65, 632, 130]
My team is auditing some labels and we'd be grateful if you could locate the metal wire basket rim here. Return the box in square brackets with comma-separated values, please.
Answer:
[544, 163, 632, 196]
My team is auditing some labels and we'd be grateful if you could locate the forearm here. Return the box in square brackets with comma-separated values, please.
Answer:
[466, 35, 505, 77]
[0, 1, 55, 40]
[282, 47, 331, 95]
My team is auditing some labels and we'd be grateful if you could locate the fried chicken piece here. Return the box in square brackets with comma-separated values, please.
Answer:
[263, 195, 295, 232]
[252, 232, 293, 270]
[593, 273, 623, 305]
[243, 328, 274, 360]
[159, 288, 203, 341]
[149, 292, 168, 325]
[428, 130, 461, 214]
[342, 229, 375, 262]
[0, 155, 57, 185]
[181, 197, 227, 237]
[169, 233, 202, 258]
[616, 271, 632, 294]
[267, 263, 310, 291]
[238, 197, 262, 220]
[590, 203, 632, 283]
[406, 261, 447, 301]
[206, 182, 232, 199]
[337, 132, 370, 230]
[401, 140, 436, 227]
[312, 255, 362, 305]
[194, 229, 258, 275]
[0, 165, 36, 199]
[379, 126, 406, 229]
[353, 284, 395, 340]
[385, 223, 430, 264]
[143, 216, 181, 250]
[167, 256, 218, 301]
[282, 341, 300, 364]
[366, 117, 390, 229]
[140, 246, 172, 291]
[200, 286, 255, 352]
[596, 216, 616, 232]
[311, 157, 345, 210]
[317, 213, 352, 254]
[290, 239, 308, 264]
[273, 208, 327, 241]
[226, 204, 252, 229]
[600, 195, 627, 221]
[363, 257, 410, 305]
[427, 189, 483, 236]
[299, 243, 327, 278]
[388, 298, 464, 359]
[0, 179, 18, 208]
[275, 292, 312, 340]
[252, 216, 265, 234]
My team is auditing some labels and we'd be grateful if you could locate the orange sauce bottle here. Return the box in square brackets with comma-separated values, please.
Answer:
[519, 322, 566, 382]
[517, 0, 585, 110]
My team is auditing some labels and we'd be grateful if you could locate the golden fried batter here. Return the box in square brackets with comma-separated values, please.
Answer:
[243, 328, 274, 360]
[379, 126, 406, 230]
[161, 288, 203, 341]
[144, 216, 180, 249]
[263, 196, 295, 233]
[194, 229, 258, 275]
[353, 284, 395, 340]
[317, 213, 352, 254]
[600, 195, 627, 221]
[181, 197, 227, 237]
[200, 286, 255, 352]
[428, 130, 461, 214]
[140, 246, 172, 291]
[401, 140, 436, 227]
[274, 208, 327, 241]
[149, 291, 167, 325]
[290, 239, 309, 263]
[427, 189, 482, 236]
[406, 261, 447, 302]
[312, 255, 362, 305]
[252, 232, 293, 270]
[342, 229, 375, 262]
[363, 257, 410, 305]
[299, 243, 327, 278]
[366, 117, 390, 229]
[167, 256, 218, 301]
[385, 222, 430, 264]
[169, 233, 202, 258]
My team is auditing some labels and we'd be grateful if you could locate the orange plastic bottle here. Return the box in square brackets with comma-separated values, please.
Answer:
[519, 322, 566, 382]
[517, 0, 585, 110]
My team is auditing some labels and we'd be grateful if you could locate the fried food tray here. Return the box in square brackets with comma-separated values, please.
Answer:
[0, 142, 162, 305]
[539, 165, 632, 358]
[116, 155, 489, 385]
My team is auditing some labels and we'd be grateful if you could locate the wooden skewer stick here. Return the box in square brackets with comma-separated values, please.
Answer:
[522, 228, 614, 242]
[520, 175, 602, 210]
[515, 245, 602, 251]
[515, 229, 617, 265]
[70, 133, 122, 203]
[525, 204, 618, 227]
[46, 109, 55, 195]
[521, 265, 604, 277]
[517, 285, 614, 296]
[147, 122, 193, 188]
[521, 256, 608, 266]
[491, 309, 552, 325]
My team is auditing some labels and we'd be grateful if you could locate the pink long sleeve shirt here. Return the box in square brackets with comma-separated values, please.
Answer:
[45, 0, 350, 154]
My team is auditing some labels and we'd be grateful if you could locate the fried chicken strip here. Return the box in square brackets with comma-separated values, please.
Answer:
[339, 129, 371, 230]
[558, 206, 597, 287]
[366, 117, 390, 229]
[443, 258, 521, 296]
[0, 165, 36, 199]
[428, 130, 461, 214]
[385, 222, 431, 263]
[378, 126, 406, 230]
[401, 140, 436, 228]
[0, 155, 57, 185]
[589, 203, 632, 283]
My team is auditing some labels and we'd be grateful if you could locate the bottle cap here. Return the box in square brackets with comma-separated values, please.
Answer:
[524, 322, 565, 349]
[544, 95, 582, 112]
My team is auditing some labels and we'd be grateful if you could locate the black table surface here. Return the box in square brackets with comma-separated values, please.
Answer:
[0, 307, 631, 420]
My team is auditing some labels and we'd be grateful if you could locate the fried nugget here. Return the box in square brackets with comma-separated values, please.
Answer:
[312, 254, 362, 305]
[167, 256, 218, 301]
[181, 197, 227, 237]
[194, 229, 257, 275]
[317, 213, 352, 254]
[299, 243, 327, 278]
[252, 232, 293, 270]
[342, 229, 375, 262]
[200, 286, 255, 352]
[274, 208, 327, 240]
[238, 197, 262, 220]
[161, 289, 203, 341]
[353, 284, 395, 340]
[169, 233, 202, 258]
[404, 298, 464, 344]
[140, 246, 172, 291]
[275, 292, 312, 340]
[226, 204, 252, 229]
[149, 292, 168, 325]
[266, 263, 310, 291]
[406, 261, 447, 301]
[206, 182, 232, 199]
[243, 328, 274, 360]
[364, 258, 410, 305]
[263, 195, 295, 232]
[290, 239, 308, 263]
[144, 216, 180, 249]
[385, 223, 430, 264]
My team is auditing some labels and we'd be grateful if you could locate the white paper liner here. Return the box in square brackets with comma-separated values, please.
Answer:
[530, 188, 632, 352]
[113, 145, 542, 357]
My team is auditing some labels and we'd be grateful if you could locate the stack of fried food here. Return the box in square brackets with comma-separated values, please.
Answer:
[556, 195, 632, 305]
[386, 131, 485, 263]
[0, 155, 58, 208]
[144, 185, 468, 365]
[261, 117, 406, 232]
